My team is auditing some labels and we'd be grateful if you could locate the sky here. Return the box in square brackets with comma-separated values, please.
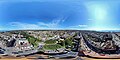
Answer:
[0, 0, 120, 31]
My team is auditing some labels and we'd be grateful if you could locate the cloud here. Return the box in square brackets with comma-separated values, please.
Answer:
[78, 25, 88, 27]
[9, 17, 66, 30]
[38, 17, 66, 28]
[66, 24, 88, 30]
[88, 19, 93, 21]
[38, 20, 59, 28]
[10, 22, 42, 30]
[38, 21, 58, 28]
[69, 24, 88, 28]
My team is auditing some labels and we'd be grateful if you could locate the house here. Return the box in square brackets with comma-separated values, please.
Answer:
[15, 38, 33, 50]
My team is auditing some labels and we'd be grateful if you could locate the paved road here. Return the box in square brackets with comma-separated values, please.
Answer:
[81, 57, 120, 60]
[112, 33, 120, 47]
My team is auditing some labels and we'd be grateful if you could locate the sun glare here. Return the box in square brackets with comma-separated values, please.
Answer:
[94, 7, 107, 21]
[89, 5, 107, 21]
[86, 3, 111, 30]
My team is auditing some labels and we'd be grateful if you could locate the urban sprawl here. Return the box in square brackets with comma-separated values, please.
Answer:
[0, 30, 120, 59]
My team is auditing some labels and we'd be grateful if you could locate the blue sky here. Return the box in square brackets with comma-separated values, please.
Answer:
[0, 0, 120, 30]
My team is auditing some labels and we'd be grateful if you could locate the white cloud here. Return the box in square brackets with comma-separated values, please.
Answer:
[10, 22, 42, 29]
[38, 21, 59, 28]
[69, 24, 88, 28]
[78, 25, 87, 27]
[9, 17, 66, 30]
[88, 19, 94, 21]
[38, 17, 66, 28]
[66, 24, 88, 30]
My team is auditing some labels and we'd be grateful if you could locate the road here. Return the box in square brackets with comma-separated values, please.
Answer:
[81, 57, 120, 60]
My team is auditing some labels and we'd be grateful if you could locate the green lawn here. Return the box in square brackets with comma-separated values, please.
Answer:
[43, 44, 62, 50]
[21, 32, 41, 47]
[44, 40, 56, 44]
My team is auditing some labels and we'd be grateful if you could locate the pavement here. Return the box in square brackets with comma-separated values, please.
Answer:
[81, 57, 120, 60]
[1, 56, 120, 60]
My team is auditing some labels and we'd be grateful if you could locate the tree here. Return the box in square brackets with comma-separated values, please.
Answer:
[65, 37, 73, 48]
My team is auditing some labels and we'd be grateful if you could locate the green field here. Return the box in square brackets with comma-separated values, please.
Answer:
[43, 44, 62, 50]
[44, 40, 56, 44]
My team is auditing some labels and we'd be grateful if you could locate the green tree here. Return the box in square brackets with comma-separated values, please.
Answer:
[65, 37, 73, 48]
